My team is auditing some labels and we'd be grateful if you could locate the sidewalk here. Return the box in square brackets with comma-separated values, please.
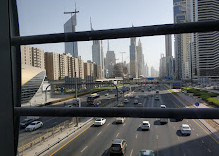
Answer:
[170, 89, 219, 139]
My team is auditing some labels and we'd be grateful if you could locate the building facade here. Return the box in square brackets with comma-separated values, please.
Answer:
[64, 14, 78, 57]
[130, 37, 137, 78]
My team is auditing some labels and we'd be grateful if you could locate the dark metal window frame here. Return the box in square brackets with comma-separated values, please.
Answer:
[1, 0, 219, 155]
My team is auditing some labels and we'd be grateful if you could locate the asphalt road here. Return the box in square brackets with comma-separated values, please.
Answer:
[47, 85, 219, 156]
[18, 87, 128, 147]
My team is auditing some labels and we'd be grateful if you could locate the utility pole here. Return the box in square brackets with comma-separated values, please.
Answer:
[64, 4, 79, 126]
[120, 52, 126, 99]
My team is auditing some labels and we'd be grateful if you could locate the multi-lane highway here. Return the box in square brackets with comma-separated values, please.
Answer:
[18, 88, 122, 147]
[44, 85, 219, 156]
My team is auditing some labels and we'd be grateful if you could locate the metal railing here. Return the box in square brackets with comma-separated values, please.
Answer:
[1, 0, 219, 155]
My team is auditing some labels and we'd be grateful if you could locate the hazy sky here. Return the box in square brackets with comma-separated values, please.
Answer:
[17, 0, 174, 70]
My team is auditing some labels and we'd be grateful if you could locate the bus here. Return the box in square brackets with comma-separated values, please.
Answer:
[87, 93, 100, 105]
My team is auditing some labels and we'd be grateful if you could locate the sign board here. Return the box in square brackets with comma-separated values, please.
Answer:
[195, 102, 199, 107]
[148, 78, 154, 80]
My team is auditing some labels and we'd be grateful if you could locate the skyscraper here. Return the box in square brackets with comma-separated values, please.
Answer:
[130, 37, 137, 78]
[90, 18, 104, 78]
[195, 0, 219, 80]
[173, 0, 187, 80]
[105, 41, 116, 78]
[136, 39, 143, 77]
[64, 13, 78, 57]
[165, 35, 172, 57]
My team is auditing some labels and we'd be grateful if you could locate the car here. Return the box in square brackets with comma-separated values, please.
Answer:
[134, 99, 138, 104]
[139, 150, 154, 156]
[65, 105, 73, 108]
[141, 121, 150, 130]
[110, 139, 127, 155]
[154, 94, 159, 100]
[123, 98, 129, 103]
[160, 105, 168, 124]
[105, 93, 109, 96]
[160, 104, 166, 108]
[107, 96, 111, 100]
[25, 121, 43, 131]
[94, 118, 106, 126]
[138, 102, 143, 106]
[72, 98, 80, 106]
[20, 118, 35, 128]
[115, 117, 125, 124]
[141, 89, 144, 92]
[180, 124, 191, 135]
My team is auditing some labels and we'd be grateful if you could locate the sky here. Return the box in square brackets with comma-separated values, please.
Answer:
[17, 0, 174, 71]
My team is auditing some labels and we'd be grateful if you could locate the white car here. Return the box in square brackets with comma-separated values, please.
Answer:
[160, 105, 166, 108]
[141, 121, 150, 130]
[105, 93, 109, 96]
[180, 124, 191, 135]
[123, 99, 129, 103]
[134, 100, 138, 104]
[94, 118, 106, 126]
[115, 117, 125, 124]
[25, 121, 43, 131]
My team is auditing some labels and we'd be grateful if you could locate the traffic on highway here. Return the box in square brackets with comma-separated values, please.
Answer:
[18, 84, 219, 156]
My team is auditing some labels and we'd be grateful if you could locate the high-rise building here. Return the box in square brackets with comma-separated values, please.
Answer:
[151, 66, 159, 77]
[159, 54, 167, 78]
[165, 35, 172, 57]
[195, 0, 219, 80]
[21, 45, 45, 69]
[105, 40, 116, 78]
[165, 35, 174, 79]
[130, 37, 137, 78]
[136, 39, 143, 77]
[45, 52, 60, 80]
[173, 0, 187, 80]
[90, 18, 104, 78]
[64, 13, 78, 57]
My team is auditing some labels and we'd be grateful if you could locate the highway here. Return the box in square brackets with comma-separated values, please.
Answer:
[46, 85, 219, 156]
[18, 87, 125, 147]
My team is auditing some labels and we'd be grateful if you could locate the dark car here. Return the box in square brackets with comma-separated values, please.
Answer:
[20, 118, 35, 128]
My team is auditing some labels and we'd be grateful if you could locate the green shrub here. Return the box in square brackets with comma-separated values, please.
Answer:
[207, 98, 219, 107]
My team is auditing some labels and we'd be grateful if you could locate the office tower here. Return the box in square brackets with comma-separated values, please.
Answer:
[165, 35, 172, 57]
[173, 0, 187, 80]
[136, 39, 143, 77]
[130, 36, 137, 78]
[195, 0, 219, 81]
[165, 35, 174, 79]
[159, 54, 167, 78]
[105, 41, 116, 78]
[64, 13, 78, 57]
[90, 18, 104, 78]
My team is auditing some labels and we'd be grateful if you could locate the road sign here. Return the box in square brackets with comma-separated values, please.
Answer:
[148, 78, 154, 80]
[195, 102, 199, 107]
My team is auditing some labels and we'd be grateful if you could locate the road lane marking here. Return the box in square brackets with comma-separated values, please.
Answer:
[192, 119, 219, 144]
[136, 134, 138, 139]
[116, 133, 119, 137]
[130, 149, 133, 156]
[49, 122, 94, 156]
[81, 146, 88, 152]
[173, 126, 176, 129]
[201, 140, 204, 144]
[196, 133, 199, 136]
[107, 123, 110, 126]
[97, 131, 102, 136]
[207, 149, 211, 153]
